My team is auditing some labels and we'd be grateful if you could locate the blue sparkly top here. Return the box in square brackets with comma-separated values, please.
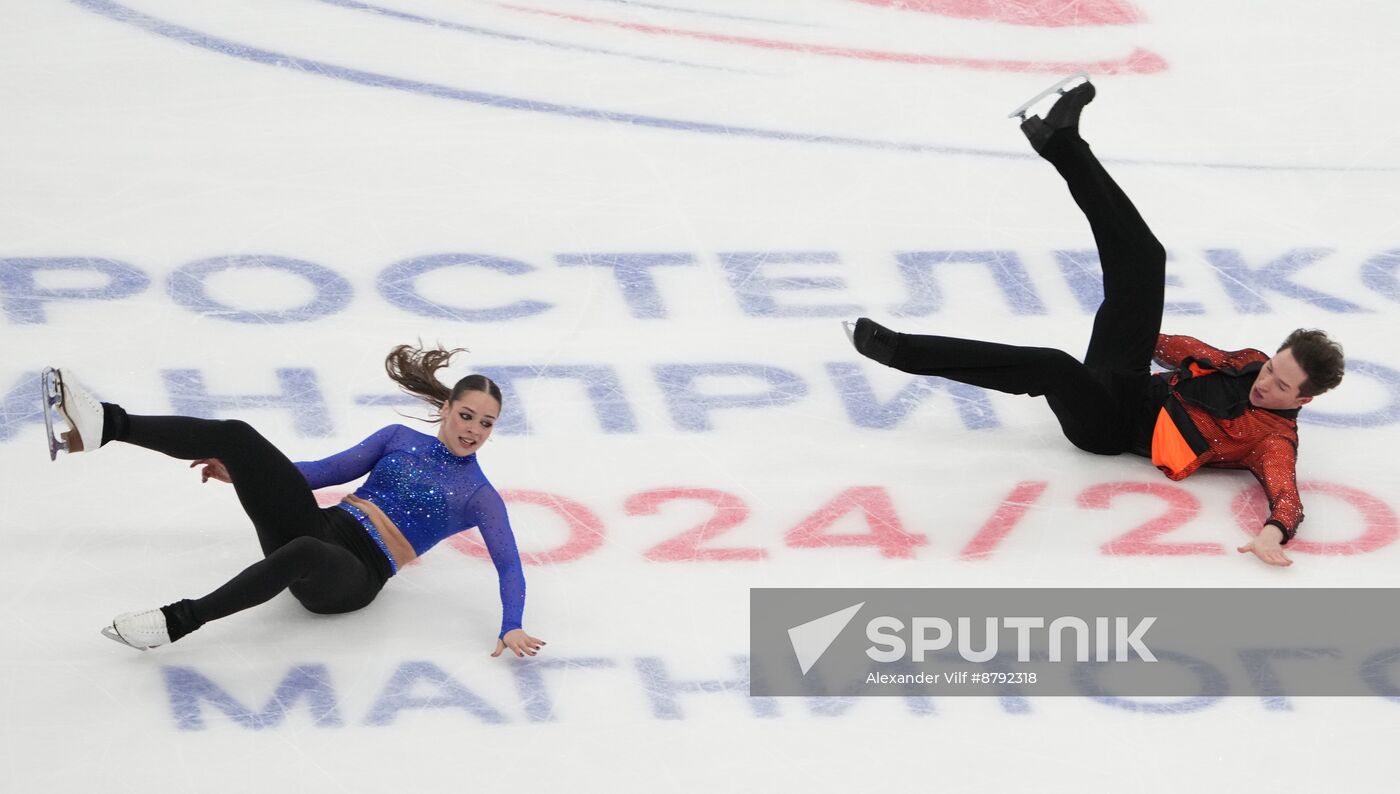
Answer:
[295, 425, 525, 637]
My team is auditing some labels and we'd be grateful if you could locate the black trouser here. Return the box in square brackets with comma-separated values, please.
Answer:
[884, 131, 1165, 454]
[103, 407, 390, 641]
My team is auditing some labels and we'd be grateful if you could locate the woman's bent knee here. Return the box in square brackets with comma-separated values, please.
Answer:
[293, 586, 379, 615]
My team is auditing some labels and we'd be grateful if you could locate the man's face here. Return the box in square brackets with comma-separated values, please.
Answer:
[1249, 347, 1312, 410]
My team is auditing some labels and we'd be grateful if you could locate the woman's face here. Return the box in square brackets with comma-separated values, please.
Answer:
[437, 390, 500, 456]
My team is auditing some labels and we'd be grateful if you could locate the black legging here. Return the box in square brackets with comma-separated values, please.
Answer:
[883, 131, 1166, 454]
[103, 407, 388, 640]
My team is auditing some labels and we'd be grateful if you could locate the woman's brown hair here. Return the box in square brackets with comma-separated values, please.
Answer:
[384, 343, 503, 421]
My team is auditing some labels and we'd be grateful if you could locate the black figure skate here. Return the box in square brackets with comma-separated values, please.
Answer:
[1010, 73, 1095, 153]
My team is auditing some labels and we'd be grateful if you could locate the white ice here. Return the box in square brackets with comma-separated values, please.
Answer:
[3, 1, 1399, 791]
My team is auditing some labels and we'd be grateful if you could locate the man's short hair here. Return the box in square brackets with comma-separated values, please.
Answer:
[1278, 329, 1344, 398]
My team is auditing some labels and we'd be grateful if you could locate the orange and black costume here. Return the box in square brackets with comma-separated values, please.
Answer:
[856, 125, 1305, 541]
[1148, 335, 1302, 539]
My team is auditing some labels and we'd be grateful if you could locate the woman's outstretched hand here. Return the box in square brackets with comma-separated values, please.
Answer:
[191, 458, 231, 484]
[492, 628, 546, 658]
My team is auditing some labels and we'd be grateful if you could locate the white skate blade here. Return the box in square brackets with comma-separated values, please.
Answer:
[1007, 71, 1090, 119]
[101, 624, 148, 651]
[40, 367, 63, 461]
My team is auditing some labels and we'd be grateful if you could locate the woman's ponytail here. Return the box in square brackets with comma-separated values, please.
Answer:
[384, 343, 463, 419]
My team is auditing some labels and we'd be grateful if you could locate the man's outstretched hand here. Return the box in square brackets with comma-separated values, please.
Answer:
[1237, 524, 1292, 567]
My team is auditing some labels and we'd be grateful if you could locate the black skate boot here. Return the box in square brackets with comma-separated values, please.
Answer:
[846, 317, 900, 366]
[1019, 80, 1095, 154]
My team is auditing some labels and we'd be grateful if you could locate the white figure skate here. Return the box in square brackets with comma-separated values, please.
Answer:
[102, 609, 171, 651]
[40, 367, 105, 460]
[1007, 71, 1090, 120]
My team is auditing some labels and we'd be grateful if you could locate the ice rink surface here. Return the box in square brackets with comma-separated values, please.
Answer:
[3, 1, 1400, 790]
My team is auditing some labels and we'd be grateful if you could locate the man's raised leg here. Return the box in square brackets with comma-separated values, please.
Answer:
[1024, 80, 1166, 373]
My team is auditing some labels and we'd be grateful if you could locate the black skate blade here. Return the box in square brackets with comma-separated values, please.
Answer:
[1007, 71, 1090, 119]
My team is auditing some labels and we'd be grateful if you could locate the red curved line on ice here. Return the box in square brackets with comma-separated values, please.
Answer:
[849, 0, 1143, 28]
[496, 3, 1167, 74]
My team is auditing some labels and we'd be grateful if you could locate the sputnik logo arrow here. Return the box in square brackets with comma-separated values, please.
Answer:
[788, 602, 865, 675]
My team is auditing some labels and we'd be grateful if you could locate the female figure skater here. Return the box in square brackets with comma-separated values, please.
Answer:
[44, 344, 544, 656]
[848, 78, 1344, 567]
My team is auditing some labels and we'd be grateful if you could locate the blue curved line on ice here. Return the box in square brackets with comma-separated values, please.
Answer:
[312, 0, 748, 73]
[70, 0, 1395, 172]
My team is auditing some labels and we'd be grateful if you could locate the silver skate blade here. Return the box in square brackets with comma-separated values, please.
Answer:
[842, 320, 857, 348]
[101, 624, 147, 651]
[1007, 71, 1090, 119]
[40, 367, 62, 461]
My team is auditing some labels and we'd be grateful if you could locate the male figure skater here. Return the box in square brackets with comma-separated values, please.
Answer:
[848, 78, 1344, 567]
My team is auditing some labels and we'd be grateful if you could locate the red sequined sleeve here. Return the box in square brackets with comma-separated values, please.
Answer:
[1240, 434, 1304, 542]
[1154, 334, 1228, 370]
